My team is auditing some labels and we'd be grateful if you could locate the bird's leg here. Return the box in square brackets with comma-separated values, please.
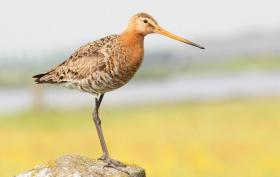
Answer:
[92, 94, 126, 168]
[93, 94, 109, 159]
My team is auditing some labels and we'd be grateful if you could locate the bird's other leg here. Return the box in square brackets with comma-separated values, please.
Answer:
[92, 94, 126, 169]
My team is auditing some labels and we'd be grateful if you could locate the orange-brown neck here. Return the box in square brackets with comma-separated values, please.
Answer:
[119, 30, 145, 67]
[120, 29, 144, 48]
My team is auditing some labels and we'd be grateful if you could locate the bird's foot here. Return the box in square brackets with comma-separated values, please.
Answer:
[98, 155, 126, 167]
[98, 155, 128, 174]
[98, 155, 106, 161]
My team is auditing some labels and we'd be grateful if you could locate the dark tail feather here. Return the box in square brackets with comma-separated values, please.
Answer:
[33, 73, 48, 84]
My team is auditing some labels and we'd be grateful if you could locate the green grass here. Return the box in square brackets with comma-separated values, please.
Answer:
[181, 55, 280, 74]
[1, 98, 280, 177]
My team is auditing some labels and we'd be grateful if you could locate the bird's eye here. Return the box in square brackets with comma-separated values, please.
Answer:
[143, 19, 148, 23]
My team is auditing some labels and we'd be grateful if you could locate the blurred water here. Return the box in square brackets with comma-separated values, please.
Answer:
[0, 71, 280, 114]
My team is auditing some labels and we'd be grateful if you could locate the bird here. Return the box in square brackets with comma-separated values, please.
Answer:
[33, 12, 204, 169]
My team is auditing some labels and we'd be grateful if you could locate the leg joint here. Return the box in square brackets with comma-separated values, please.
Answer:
[92, 110, 101, 126]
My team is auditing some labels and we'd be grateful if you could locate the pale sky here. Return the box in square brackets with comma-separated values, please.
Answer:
[0, 0, 279, 55]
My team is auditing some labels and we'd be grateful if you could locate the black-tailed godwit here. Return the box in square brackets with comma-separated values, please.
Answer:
[33, 12, 204, 169]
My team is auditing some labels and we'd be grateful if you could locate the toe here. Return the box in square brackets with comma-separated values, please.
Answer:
[109, 159, 126, 167]
[103, 162, 129, 175]
[101, 157, 127, 168]
[98, 155, 106, 161]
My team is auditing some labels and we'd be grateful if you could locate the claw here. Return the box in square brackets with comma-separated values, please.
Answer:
[99, 156, 129, 175]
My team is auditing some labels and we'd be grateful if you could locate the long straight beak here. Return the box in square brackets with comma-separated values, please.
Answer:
[154, 26, 205, 49]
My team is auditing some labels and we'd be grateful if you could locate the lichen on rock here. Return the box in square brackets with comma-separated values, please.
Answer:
[15, 155, 146, 177]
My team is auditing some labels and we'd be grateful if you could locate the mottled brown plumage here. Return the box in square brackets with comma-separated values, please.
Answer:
[34, 35, 134, 94]
[33, 12, 204, 169]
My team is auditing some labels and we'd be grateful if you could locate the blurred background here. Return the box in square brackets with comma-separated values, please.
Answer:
[0, 0, 280, 177]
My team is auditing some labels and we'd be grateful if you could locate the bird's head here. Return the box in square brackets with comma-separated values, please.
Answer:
[126, 12, 205, 49]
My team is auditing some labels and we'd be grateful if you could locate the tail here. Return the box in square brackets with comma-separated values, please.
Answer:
[33, 72, 56, 84]
[32, 73, 46, 84]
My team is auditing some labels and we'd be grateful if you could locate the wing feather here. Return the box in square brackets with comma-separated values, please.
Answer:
[33, 35, 118, 84]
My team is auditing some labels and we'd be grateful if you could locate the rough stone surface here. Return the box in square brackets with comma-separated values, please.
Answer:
[15, 155, 146, 177]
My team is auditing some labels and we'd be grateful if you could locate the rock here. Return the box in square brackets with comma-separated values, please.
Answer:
[15, 155, 146, 177]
